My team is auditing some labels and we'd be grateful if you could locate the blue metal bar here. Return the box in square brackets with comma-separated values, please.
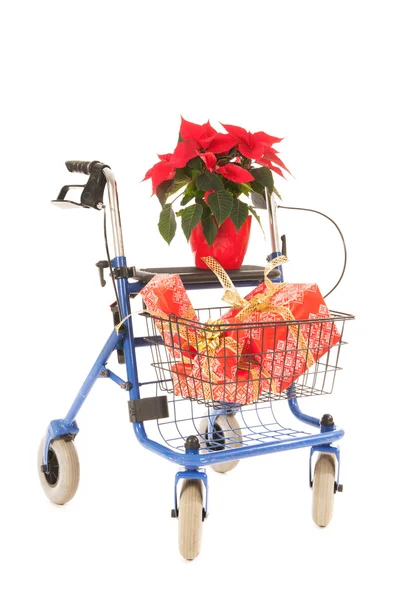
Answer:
[133, 423, 344, 468]
[174, 470, 209, 517]
[112, 257, 141, 403]
[288, 395, 320, 428]
[64, 329, 122, 425]
[107, 369, 127, 388]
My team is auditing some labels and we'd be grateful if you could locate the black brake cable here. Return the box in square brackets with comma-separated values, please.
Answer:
[277, 205, 347, 299]
[103, 207, 123, 319]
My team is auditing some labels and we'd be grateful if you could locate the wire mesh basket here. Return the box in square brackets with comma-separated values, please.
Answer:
[143, 306, 354, 409]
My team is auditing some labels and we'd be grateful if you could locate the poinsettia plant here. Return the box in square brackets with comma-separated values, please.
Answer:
[143, 117, 289, 244]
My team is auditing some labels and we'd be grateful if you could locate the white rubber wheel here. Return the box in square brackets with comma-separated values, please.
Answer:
[312, 453, 336, 527]
[38, 437, 80, 505]
[178, 479, 203, 560]
[199, 414, 243, 474]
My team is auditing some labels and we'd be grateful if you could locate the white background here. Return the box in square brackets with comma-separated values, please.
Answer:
[1, 1, 399, 598]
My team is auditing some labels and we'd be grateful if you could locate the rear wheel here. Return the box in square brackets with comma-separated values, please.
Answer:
[199, 413, 243, 473]
[38, 437, 80, 505]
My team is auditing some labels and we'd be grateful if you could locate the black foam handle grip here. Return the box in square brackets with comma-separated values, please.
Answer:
[65, 160, 94, 175]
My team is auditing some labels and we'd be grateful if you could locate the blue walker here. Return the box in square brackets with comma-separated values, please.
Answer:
[38, 160, 354, 560]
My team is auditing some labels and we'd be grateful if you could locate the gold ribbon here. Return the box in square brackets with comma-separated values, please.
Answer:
[202, 255, 315, 370]
[157, 311, 239, 385]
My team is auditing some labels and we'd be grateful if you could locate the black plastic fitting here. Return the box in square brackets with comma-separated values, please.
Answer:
[185, 435, 200, 450]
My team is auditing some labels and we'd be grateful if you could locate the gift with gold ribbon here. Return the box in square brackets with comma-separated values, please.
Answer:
[140, 273, 199, 359]
[202, 255, 342, 394]
[189, 315, 250, 382]
[140, 272, 249, 379]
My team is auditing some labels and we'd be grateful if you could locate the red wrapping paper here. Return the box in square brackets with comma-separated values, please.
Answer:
[194, 316, 249, 381]
[222, 282, 341, 393]
[140, 274, 247, 376]
[171, 361, 261, 405]
[140, 273, 198, 359]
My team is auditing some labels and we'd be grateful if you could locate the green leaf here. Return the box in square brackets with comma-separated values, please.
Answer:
[181, 204, 203, 240]
[158, 203, 177, 244]
[156, 170, 190, 205]
[168, 170, 190, 194]
[230, 198, 249, 232]
[195, 171, 224, 192]
[187, 156, 204, 171]
[237, 183, 252, 197]
[180, 193, 195, 206]
[250, 167, 274, 195]
[250, 180, 265, 195]
[201, 205, 218, 246]
[207, 190, 233, 225]
[156, 179, 174, 206]
[224, 179, 241, 196]
[273, 186, 282, 201]
[183, 181, 196, 195]
[248, 206, 265, 237]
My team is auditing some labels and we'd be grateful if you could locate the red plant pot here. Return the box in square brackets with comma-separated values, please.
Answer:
[190, 215, 252, 270]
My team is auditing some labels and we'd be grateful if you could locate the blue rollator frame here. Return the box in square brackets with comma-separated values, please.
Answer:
[42, 162, 353, 528]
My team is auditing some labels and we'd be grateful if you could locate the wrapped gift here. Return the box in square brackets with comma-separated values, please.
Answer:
[141, 273, 248, 377]
[171, 361, 263, 405]
[140, 273, 198, 359]
[193, 316, 249, 382]
[203, 256, 341, 394]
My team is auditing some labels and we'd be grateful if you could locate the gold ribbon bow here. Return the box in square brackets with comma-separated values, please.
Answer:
[202, 255, 315, 370]
[197, 319, 225, 352]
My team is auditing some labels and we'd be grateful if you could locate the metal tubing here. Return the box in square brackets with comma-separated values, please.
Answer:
[103, 167, 125, 257]
[133, 422, 344, 468]
[112, 261, 141, 402]
[288, 395, 320, 428]
[309, 444, 341, 488]
[174, 470, 209, 517]
[267, 192, 280, 253]
[64, 329, 122, 425]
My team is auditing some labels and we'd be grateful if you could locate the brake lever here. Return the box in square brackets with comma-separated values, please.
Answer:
[96, 260, 109, 287]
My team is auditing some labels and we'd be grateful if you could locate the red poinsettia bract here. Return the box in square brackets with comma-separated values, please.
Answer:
[199, 152, 254, 183]
[170, 117, 237, 168]
[143, 153, 176, 194]
[221, 123, 290, 176]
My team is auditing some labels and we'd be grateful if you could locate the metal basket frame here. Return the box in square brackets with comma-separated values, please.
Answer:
[145, 306, 352, 409]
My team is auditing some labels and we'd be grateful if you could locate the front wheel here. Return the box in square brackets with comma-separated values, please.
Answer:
[178, 479, 203, 560]
[38, 437, 80, 505]
[312, 453, 336, 527]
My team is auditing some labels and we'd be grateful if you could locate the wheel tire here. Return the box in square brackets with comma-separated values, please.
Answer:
[38, 437, 80, 505]
[199, 414, 243, 474]
[312, 453, 336, 527]
[178, 479, 203, 560]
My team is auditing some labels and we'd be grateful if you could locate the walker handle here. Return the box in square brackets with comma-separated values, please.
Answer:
[66, 160, 94, 175]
